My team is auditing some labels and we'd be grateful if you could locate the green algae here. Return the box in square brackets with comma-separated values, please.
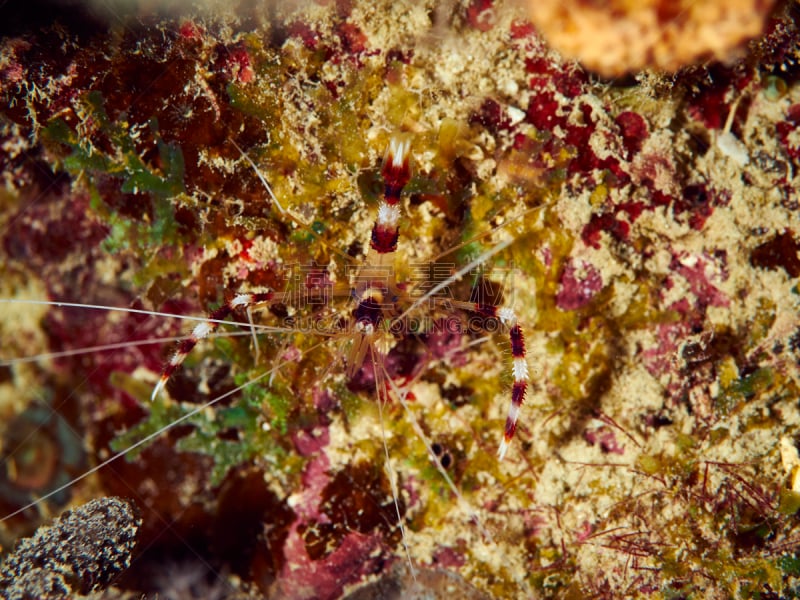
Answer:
[174, 398, 292, 488]
[43, 92, 185, 255]
[109, 381, 297, 488]
[717, 367, 775, 415]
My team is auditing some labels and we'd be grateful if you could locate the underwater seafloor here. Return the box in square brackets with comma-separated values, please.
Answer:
[2, 0, 800, 598]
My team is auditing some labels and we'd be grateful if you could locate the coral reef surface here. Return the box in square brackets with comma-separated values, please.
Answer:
[0, 497, 139, 599]
[2, 0, 800, 598]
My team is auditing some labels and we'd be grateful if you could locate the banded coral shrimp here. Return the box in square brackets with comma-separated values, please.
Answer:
[0, 5, 560, 584]
[0, 122, 547, 599]
[0, 3, 595, 596]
